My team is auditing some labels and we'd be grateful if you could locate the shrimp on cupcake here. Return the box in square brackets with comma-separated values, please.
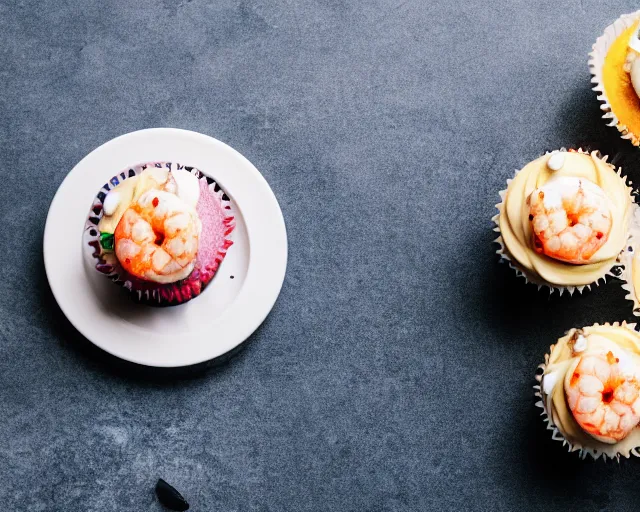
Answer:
[114, 190, 201, 283]
[528, 176, 614, 264]
[565, 350, 640, 443]
[537, 323, 640, 460]
[494, 149, 634, 292]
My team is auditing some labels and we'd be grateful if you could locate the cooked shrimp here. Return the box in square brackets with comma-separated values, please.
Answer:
[528, 176, 613, 264]
[565, 351, 640, 443]
[114, 190, 201, 283]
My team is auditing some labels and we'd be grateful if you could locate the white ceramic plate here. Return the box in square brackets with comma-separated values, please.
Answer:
[44, 128, 287, 367]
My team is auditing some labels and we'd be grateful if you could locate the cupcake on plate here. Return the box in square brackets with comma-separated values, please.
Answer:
[535, 322, 640, 460]
[590, 11, 640, 146]
[493, 149, 634, 294]
[83, 162, 235, 306]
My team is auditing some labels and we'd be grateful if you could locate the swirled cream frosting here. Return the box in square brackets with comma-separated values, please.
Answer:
[498, 151, 632, 286]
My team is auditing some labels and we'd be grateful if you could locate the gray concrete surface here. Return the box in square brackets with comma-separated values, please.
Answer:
[2, 0, 640, 510]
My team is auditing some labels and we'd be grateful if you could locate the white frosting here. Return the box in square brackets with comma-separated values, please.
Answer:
[573, 334, 588, 353]
[616, 349, 638, 379]
[631, 58, 640, 99]
[171, 169, 200, 208]
[146, 166, 170, 184]
[547, 152, 565, 172]
[626, 29, 640, 97]
[540, 187, 563, 209]
[103, 191, 120, 216]
[629, 28, 640, 54]
[538, 176, 607, 211]
[543, 370, 560, 395]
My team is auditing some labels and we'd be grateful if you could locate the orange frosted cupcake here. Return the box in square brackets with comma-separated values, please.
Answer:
[590, 11, 640, 145]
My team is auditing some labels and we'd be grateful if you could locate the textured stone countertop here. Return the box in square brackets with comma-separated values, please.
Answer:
[2, 1, 640, 510]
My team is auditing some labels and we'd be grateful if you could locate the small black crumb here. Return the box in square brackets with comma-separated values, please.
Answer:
[155, 479, 189, 511]
[230, 275, 235, 279]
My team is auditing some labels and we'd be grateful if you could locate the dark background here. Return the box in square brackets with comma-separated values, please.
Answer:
[2, 0, 640, 510]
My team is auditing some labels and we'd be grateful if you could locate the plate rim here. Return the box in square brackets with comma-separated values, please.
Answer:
[43, 128, 287, 368]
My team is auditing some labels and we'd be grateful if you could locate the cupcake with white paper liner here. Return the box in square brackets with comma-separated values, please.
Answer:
[493, 148, 634, 294]
[619, 204, 640, 314]
[83, 162, 235, 306]
[590, 11, 640, 146]
[535, 322, 640, 460]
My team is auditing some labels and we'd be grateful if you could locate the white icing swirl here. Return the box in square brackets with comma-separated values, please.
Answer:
[172, 168, 200, 208]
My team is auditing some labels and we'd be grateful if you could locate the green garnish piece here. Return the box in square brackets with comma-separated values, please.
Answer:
[100, 232, 114, 251]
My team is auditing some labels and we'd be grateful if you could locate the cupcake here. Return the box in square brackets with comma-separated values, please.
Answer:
[590, 11, 640, 145]
[493, 149, 634, 293]
[620, 207, 640, 314]
[83, 162, 235, 306]
[535, 322, 640, 460]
